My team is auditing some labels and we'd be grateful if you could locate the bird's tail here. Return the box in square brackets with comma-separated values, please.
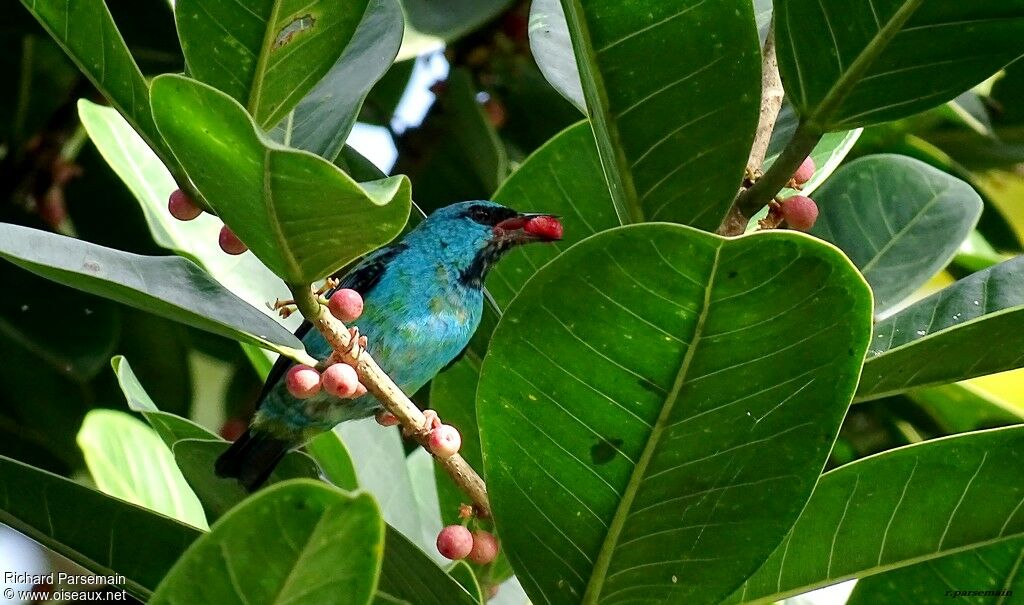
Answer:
[214, 429, 290, 492]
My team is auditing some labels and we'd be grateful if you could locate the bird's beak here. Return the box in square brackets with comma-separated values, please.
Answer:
[493, 213, 564, 242]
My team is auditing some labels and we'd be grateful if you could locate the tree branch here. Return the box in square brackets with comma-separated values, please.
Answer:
[289, 283, 492, 518]
[718, 19, 787, 235]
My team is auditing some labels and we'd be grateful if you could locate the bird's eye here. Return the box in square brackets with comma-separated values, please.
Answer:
[468, 206, 491, 223]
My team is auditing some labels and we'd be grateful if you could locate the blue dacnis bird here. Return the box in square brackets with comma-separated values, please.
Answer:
[216, 201, 563, 490]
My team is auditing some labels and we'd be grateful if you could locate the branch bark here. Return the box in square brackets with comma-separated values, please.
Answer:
[289, 283, 492, 518]
[718, 19, 786, 236]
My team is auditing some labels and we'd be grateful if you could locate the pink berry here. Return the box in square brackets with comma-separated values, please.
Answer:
[328, 289, 364, 322]
[219, 226, 248, 255]
[436, 525, 473, 560]
[322, 363, 360, 398]
[779, 195, 819, 231]
[792, 156, 816, 186]
[168, 189, 202, 221]
[285, 364, 321, 399]
[375, 410, 399, 426]
[428, 424, 462, 458]
[467, 530, 500, 565]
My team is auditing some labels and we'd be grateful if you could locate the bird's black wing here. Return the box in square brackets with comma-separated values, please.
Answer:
[254, 243, 409, 405]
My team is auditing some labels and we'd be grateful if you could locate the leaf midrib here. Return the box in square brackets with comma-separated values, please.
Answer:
[249, 0, 285, 123]
[262, 148, 303, 282]
[581, 242, 723, 604]
[559, 0, 644, 225]
[806, 0, 925, 128]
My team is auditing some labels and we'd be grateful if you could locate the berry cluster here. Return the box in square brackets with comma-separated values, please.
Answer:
[167, 189, 249, 255]
[436, 526, 500, 564]
[759, 156, 820, 231]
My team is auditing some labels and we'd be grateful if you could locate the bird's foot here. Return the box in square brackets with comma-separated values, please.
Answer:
[346, 327, 368, 359]
[268, 298, 297, 319]
[405, 409, 441, 439]
[743, 166, 763, 188]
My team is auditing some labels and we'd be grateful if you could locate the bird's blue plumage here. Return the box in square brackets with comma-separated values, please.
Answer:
[216, 201, 561, 489]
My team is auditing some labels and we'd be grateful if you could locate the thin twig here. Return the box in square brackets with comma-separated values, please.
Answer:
[718, 19, 786, 236]
[289, 283, 492, 517]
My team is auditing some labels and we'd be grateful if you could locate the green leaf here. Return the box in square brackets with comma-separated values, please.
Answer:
[19, 0, 158, 153]
[171, 439, 323, 521]
[401, 0, 512, 40]
[79, 99, 297, 337]
[809, 155, 982, 314]
[79, 97, 294, 375]
[489, 121, 619, 307]
[0, 224, 306, 359]
[556, 0, 760, 227]
[305, 431, 359, 490]
[728, 426, 1024, 604]
[909, 383, 1024, 434]
[529, 0, 586, 113]
[334, 423, 438, 555]
[857, 255, 1024, 401]
[279, 0, 404, 160]
[150, 74, 411, 284]
[150, 480, 384, 605]
[77, 409, 208, 529]
[0, 454, 200, 600]
[176, 0, 370, 130]
[846, 538, 1024, 604]
[446, 69, 509, 194]
[112, 356, 220, 444]
[479, 225, 873, 604]
[376, 524, 480, 605]
[776, 0, 1024, 130]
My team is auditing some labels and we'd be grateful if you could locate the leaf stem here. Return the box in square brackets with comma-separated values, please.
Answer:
[287, 282, 492, 517]
[735, 121, 822, 216]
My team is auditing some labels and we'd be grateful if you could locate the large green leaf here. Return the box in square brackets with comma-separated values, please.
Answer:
[909, 384, 1024, 434]
[19, 0, 157, 153]
[376, 524, 481, 605]
[150, 74, 411, 284]
[150, 481, 384, 605]
[479, 225, 873, 604]
[852, 538, 1023, 603]
[556, 0, 760, 227]
[847, 538, 1023, 604]
[776, 0, 1024, 130]
[489, 121, 619, 306]
[857, 255, 1024, 401]
[77, 409, 207, 529]
[728, 426, 1024, 604]
[402, 0, 512, 40]
[809, 155, 982, 314]
[280, 0, 404, 160]
[0, 223, 306, 359]
[172, 439, 322, 520]
[112, 356, 220, 444]
[78, 99, 299, 350]
[175, 0, 370, 130]
[0, 454, 200, 600]
[529, 0, 585, 113]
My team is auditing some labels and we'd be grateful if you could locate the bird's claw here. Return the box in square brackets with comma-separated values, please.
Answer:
[405, 409, 441, 439]
[268, 298, 297, 319]
[347, 327, 368, 359]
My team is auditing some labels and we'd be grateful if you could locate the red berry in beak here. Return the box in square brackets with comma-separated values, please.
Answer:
[523, 215, 563, 241]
